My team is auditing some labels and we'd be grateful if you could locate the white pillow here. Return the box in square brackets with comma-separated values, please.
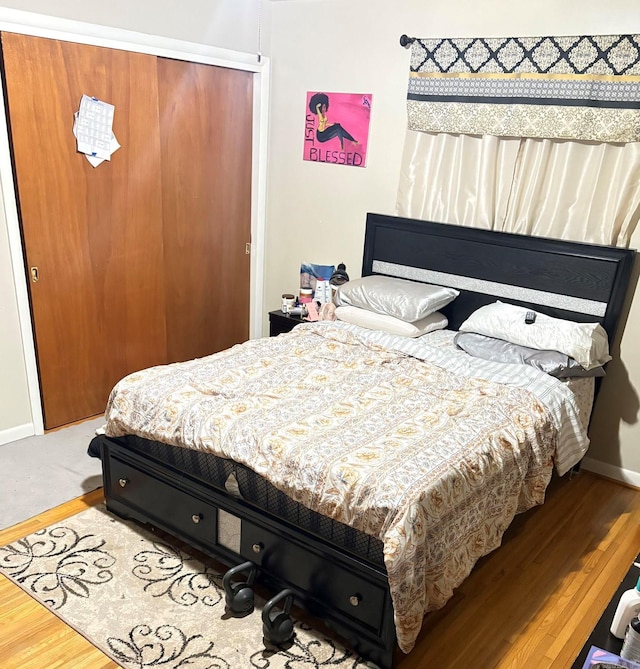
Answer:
[335, 275, 459, 323]
[336, 305, 448, 337]
[458, 301, 611, 370]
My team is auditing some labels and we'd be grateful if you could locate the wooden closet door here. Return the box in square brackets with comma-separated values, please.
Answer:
[157, 58, 252, 362]
[1, 33, 167, 428]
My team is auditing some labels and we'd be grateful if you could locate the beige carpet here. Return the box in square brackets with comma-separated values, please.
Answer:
[0, 504, 375, 668]
[0, 416, 105, 530]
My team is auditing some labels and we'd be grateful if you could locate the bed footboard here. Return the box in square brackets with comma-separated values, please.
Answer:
[96, 435, 397, 669]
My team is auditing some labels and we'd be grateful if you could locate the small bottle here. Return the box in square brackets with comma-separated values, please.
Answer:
[611, 576, 640, 638]
[314, 279, 326, 303]
[621, 615, 640, 661]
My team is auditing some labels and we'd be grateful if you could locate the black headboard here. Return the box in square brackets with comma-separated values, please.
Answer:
[362, 213, 636, 344]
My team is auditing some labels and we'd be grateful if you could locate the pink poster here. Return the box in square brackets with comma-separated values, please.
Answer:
[303, 92, 372, 168]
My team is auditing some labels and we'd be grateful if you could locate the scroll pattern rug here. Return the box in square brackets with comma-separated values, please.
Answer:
[0, 505, 375, 668]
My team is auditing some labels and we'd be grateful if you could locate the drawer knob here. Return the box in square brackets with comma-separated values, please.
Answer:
[252, 542, 263, 554]
[349, 594, 361, 607]
[192, 513, 202, 524]
[118, 478, 128, 488]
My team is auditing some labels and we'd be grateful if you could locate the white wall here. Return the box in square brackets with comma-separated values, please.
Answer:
[264, 0, 640, 481]
[0, 188, 30, 438]
[0, 0, 261, 54]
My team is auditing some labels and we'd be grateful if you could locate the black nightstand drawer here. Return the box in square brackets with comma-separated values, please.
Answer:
[269, 310, 305, 336]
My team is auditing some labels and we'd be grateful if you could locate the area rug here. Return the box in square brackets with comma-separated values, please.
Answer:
[0, 504, 375, 668]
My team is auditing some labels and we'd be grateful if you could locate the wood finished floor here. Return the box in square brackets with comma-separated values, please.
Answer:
[1, 472, 639, 669]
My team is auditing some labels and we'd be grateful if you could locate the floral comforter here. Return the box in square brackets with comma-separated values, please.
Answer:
[104, 322, 585, 653]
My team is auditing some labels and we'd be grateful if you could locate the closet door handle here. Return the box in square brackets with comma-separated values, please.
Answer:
[31, 266, 39, 282]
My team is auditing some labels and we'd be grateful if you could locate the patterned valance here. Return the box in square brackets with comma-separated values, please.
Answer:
[407, 34, 640, 143]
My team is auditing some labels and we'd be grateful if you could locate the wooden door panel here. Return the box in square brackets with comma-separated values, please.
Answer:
[1, 33, 167, 428]
[157, 59, 252, 362]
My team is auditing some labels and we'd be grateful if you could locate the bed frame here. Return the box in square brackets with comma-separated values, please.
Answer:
[92, 214, 635, 669]
[362, 214, 634, 342]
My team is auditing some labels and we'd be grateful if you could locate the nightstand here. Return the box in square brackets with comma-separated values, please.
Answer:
[268, 310, 306, 337]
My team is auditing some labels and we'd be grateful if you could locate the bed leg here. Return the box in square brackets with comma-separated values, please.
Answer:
[327, 611, 396, 669]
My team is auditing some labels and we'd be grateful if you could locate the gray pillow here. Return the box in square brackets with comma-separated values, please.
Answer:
[454, 332, 606, 378]
[336, 275, 459, 323]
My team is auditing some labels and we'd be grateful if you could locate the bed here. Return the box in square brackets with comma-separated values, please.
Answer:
[89, 213, 635, 669]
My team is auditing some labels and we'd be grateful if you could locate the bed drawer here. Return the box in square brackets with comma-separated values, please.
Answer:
[107, 456, 218, 554]
[241, 519, 387, 632]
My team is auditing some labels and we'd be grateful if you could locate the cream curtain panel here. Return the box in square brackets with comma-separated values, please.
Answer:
[396, 131, 640, 247]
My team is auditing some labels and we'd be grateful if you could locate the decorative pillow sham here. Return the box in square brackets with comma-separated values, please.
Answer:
[454, 332, 606, 378]
[458, 301, 611, 370]
[336, 305, 448, 337]
[335, 275, 459, 323]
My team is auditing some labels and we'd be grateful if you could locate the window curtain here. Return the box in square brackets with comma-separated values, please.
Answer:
[396, 131, 640, 247]
[398, 35, 640, 247]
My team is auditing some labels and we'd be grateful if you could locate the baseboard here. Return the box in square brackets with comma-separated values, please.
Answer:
[581, 457, 640, 490]
[0, 423, 34, 446]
